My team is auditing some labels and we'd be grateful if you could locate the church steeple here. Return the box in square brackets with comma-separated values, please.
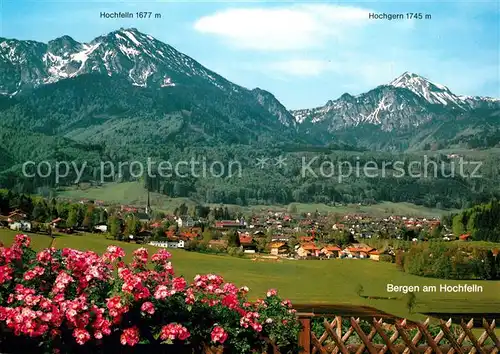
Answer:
[146, 189, 151, 215]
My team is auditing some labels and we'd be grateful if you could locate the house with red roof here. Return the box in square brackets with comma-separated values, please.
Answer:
[368, 249, 381, 261]
[179, 231, 200, 241]
[299, 236, 314, 243]
[215, 220, 244, 229]
[343, 244, 375, 258]
[269, 242, 289, 256]
[459, 233, 472, 241]
[297, 243, 320, 258]
[239, 235, 257, 253]
[51, 217, 65, 228]
[320, 245, 342, 258]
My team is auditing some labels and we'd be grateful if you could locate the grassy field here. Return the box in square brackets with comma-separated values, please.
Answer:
[57, 182, 198, 212]
[57, 181, 455, 217]
[1, 229, 498, 323]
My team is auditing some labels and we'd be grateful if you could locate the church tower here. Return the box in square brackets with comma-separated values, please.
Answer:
[146, 190, 152, 215]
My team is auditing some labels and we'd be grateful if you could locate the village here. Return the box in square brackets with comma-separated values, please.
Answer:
[0, 192, 469, 263]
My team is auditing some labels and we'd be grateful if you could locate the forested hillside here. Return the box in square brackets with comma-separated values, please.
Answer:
[449, 200, 500, 242]
[1, 28, 500, 209]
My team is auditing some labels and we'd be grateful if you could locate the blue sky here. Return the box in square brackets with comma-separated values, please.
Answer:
[1, 0, 499, 109]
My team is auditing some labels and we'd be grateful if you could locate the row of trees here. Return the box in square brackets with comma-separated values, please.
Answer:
[402, 243, 500, 280]
[3, 143, 500, 209]
[0, 189, 109, 230]
[447, 200, 500, 242]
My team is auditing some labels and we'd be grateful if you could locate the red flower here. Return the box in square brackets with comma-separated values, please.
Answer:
[151, 249, 172, 264]
[211, 326, 228, 344]
[160, 323, 190, 341]
[221, 294, 239, 309]
[0, 235, 299, 350]
[172, 277, 187, 292]
[120, 326, 140, 346]
[266, 289, 278, 297]
[140, 301, 155, 315]
[73, 328, 91, 345]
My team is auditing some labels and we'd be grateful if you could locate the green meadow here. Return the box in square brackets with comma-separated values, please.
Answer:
[1, 229, 498, 323]
[57, 181, 454, 217]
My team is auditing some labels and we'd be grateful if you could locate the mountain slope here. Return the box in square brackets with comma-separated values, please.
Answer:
[1, 29, 499, 156]
[292, 72, 499, 150]
[293, 72, 499, 132]
[0, 28, 298, 149]
[0, 28, 237, 92]
[389, 72, 499, 110]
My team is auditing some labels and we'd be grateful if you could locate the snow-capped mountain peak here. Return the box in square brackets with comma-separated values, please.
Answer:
[388, 72, 461, 106]
[389, 71, 445, 89]
[0, 28, 298, 128]
[0, 27, 239, 93]
[291, 72, 499, 132]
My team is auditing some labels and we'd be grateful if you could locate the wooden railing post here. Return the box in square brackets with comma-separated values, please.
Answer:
[298, 313, 313, 354]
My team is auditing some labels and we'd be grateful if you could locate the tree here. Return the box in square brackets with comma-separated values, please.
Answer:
[203, 231, 215, 242]
[466, 212, 476, 233]
[108, 216, 122, 240]
[405, 292, 417, 313]
[228, 231, 241, 248]
[337, 230, 353, 246]
[452, 214, 465, 236]
[395, 251, 405, 271]
[178, 203, 188, 216]
[484, 250, 496, 280]
[82, 205, 96, 231]
[193, 205, 210, 218]
[495, 251, 500, 279]
[98, 209, 108, 224]
[124, 216, 141, 237]
[66, 207, 79, 229]
[287, 203, 298, 214]
[152, 210, 166, 220]
[153, 226, 166, 240]
[430, 225, 443, 239]
[32, 201, 48, 222]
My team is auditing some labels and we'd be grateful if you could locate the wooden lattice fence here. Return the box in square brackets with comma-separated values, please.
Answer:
[298, 314, 500, 354]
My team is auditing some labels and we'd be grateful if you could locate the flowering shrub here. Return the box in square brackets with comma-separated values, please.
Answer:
[0, 235, 301, 353]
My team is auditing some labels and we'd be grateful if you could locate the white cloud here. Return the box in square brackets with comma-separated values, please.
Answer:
[192, 3, 497, 103]
[253, 53, 498, 99]
[193, 5, 372, 51]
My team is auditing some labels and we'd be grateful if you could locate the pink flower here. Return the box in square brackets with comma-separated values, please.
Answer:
[0, 235, 300, 349]
[73, 328, 91, 345]
[14, 234, 30, 248]
[120, 326, 140, 346]
[266, 289, 278, 297]
[154, 285, 167, 299]
[140, 302, 155, 315]
[160, 323, 190, 341]
[36, 249, 55, 264]
[0, 265, 13, 284]
[211, 326, 228, 344]
[172, 277, 187, 292]
[104, 245, 125, 261]
[133, 248, 149, 264]
[221, 294, 239, 309]
[151, 249, 172, 263]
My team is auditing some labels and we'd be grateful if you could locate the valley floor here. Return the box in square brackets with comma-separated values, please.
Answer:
[56, 181, 456, 217]
[1, 229, 498, 323]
